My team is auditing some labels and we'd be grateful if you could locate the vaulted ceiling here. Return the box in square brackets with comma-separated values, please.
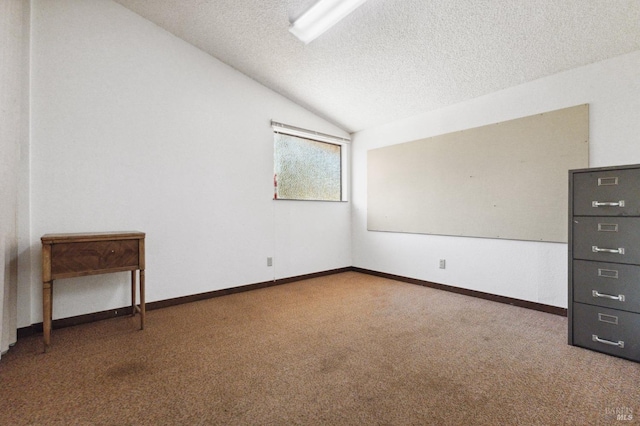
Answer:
[114, 0, 640, 133]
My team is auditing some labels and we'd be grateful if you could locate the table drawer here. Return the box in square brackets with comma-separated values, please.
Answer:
[573, 168, 640, 216]
[572, 303, 640, 361]
[51, 239, 140, 278]
[572, 217, 640, 264]
[573, 260, 640, 313]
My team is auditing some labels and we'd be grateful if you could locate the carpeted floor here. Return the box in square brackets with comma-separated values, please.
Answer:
[1, 272, 638, 425]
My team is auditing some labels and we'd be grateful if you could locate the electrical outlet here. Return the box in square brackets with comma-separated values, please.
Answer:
[267, 257, 273, 267]
[439, 259, 446, 269]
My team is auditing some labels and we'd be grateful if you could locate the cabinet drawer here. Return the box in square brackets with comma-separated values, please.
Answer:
[573, 168, 640, 216]
[572, 303, 640, 361]
[573, 260, 640, 313]
[572, 217, 640, 264]
[51, 239, 140, 278]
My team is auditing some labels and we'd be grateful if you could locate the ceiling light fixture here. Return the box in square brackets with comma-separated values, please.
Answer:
[289, 0, 369, 44]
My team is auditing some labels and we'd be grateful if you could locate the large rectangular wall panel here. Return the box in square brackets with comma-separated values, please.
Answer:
[367, 105, 589, 242]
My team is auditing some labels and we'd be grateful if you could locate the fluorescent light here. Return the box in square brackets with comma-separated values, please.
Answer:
[289, 0, 369, 44]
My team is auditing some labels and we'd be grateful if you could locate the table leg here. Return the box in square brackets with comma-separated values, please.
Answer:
[131, 270, 137, 316]
[43, 281, 52, 352]
[140, 269, 145, 330]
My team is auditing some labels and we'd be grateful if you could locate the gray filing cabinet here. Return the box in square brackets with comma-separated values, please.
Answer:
[569, 164, 640, 362]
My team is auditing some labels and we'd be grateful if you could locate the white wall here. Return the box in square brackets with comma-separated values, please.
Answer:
[352, 50, 640, 308]
[26, 0, 351, 325]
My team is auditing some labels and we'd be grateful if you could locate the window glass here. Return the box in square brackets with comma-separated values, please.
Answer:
[274, 133, 342, 201]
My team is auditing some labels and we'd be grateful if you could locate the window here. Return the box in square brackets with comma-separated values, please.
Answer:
[272, 121, 349, 201]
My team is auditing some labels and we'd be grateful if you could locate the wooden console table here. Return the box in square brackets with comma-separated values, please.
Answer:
[41, 231, 145, 350]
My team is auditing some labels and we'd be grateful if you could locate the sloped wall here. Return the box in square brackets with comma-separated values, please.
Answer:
[26, 0, 351, 324]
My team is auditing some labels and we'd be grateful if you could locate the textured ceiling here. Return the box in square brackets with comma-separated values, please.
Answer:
[113, 0, 640, 133]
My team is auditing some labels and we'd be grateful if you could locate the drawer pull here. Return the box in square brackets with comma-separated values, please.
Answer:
[592, 246, 625, 255]
[592, 200, 625, 207]
[592, 290, 625, 302]
[592, 335, 624, 348]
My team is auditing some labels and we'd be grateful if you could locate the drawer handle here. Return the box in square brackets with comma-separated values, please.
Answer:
[592, 290, 625, 302]
[592, 200, 625, 207]
[592, 335, 624, 348]
[592, 246, 625, 255]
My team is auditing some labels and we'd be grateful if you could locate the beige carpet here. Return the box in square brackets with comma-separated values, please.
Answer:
[1, 272, 638, 425]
